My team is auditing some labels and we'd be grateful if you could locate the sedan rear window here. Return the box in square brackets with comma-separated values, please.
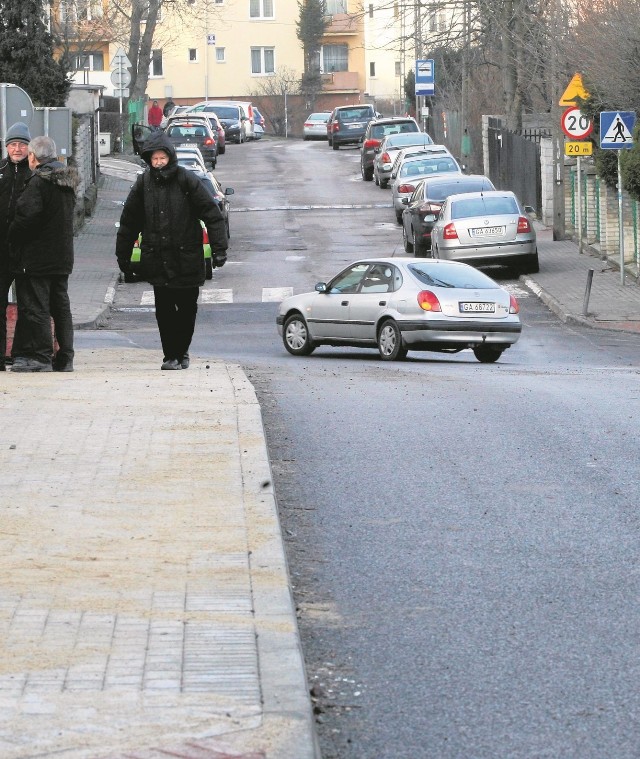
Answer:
[451, 196, 519, 219]
[338, 108, 374, 121]
[385, 133, 433, 148]
[408, 263, 497, 289]
[400, 157, 458, 177]
[424, 179, 492, 201]
[205, 106, 239, 120]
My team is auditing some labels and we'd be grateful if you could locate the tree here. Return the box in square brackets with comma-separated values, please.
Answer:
[296, 0, 328, 106]
[0, 0, 70, 106]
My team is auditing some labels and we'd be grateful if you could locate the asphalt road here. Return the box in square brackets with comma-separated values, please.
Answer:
[97, 137, 640, 759]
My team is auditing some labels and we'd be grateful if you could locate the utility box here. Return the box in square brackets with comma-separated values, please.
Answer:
[98, 132, 111, 156]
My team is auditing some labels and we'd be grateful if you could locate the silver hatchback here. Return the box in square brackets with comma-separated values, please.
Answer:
[276, 258, 522, 363]
[390, 149, 462, 222]
[431, 190, 539, 274]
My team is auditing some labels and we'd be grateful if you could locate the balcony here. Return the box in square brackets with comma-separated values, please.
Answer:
[323, 13, 361, 35]
[320, 71, 360, 93]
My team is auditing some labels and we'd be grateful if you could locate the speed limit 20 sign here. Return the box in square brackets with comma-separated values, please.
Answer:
[561, 107, 593, 140]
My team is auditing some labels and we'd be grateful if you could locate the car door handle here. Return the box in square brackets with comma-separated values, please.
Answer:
[341, 300, 349, 306]
[379, 300, 387, 306]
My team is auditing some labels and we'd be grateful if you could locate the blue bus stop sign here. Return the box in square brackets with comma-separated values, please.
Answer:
[415, 59, 435, 96]
[600, 111, 636, 150]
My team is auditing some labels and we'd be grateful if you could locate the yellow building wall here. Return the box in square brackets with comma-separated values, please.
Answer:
[145, 0, 304, 102]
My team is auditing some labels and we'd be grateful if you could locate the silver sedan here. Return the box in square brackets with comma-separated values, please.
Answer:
[390, 151, 462, 222]
[431, 190, 539, 274]
[276, 258, 522, 363]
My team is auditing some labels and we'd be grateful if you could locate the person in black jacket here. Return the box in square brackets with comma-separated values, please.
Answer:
[8, 135, 78, 373]
[115, 131, 228, 370]
[0, 121, 32, 370]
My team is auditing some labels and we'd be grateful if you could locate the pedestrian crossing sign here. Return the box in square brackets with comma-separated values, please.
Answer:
[600, 111, 636, 150]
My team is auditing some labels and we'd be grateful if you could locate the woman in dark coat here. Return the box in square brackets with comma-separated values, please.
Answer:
[115, 131, 228, 370]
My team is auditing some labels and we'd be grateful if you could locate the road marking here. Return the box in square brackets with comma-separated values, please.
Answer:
[141, 290, 155, 305]
[285, 255, 305, 261]
[262, 287, 293, 302]
[201, 288, 233, 303]
[104, 286, 115, 304]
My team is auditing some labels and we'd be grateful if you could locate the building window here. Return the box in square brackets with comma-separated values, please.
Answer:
[368, 3, 373, 17]
[189, 48, 198, 62]
[216, 47, 226, 62]
[251, 47, 275, 74]
[250, 0, 274, 18]
[393, 1, 398, 17]
[395, 60, 401, 76]
[324, 0, 347, 14]
[59, 0, 103, 21]
[141, 2, 163, 21]
[322, 44, 348, 73]
[429, 14, 436, 32]
[150, 49, 163, 77]
[369, 61, 376, 77]
[73, 51, 104, 71]
[438, 11, 446, 30]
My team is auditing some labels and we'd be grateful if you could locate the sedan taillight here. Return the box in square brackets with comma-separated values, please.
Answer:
[517, 215, 532, 233]
[397, 184, 416, 194]
[443, 223, 458, 239]
[417, 290, 442, 312]
[381, 151, 391, 163]
[203, 137, 214, 146]
[419, 202, 442, 215]
[363, 138, 380, 150]
[331, 122, 339, 132]
[509, 294, 519, 314]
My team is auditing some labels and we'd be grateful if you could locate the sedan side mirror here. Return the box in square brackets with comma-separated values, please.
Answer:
[225, 187, 235, 196]
[315, 283, 328, 293]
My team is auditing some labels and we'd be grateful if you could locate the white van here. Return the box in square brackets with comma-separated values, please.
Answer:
[190, 100, 255, 143]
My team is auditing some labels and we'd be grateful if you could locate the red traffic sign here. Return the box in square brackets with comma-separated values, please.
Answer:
[561, 107, 593, 140]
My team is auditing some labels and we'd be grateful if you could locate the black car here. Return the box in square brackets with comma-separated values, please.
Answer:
[327, 104, 377, 150]
[132, 119, 218, 168]
[360, 117, 421, 181]
[401, 174, 495, 256]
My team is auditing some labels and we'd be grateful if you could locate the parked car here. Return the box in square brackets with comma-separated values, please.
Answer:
[276, 258, 521, 363]
[175, 145, 208, 171]
[191, 100, 255, 142]
[401, 174, 495, 256]
[303, 112, 331, 140]
[327, 104, 378, 150]
[390, 148, 462, 221]
[170, 110, 226, 154]
[430, 190, 539, 274]
[360, 117, 422, 181]
[374, 132, 438, 188]
[132, 120, 218, 168]
[252, 107, 265, 139]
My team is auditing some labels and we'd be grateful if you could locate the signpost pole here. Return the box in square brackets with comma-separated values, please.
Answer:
[618, 153, 625, 285]
[577, 156, 583, 254]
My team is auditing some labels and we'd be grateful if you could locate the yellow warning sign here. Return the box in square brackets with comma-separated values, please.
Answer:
[565, 141, 593, 156]
[559, 73, 590, 107]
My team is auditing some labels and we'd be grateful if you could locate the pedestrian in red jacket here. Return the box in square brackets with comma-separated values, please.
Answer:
[148, 100, 163, 130]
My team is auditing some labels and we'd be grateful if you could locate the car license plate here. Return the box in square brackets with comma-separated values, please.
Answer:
[348, 123, 363, 129]
[459, 302, 495, 313]
[470, 226, 505, 237]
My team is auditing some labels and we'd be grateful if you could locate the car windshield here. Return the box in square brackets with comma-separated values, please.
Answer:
[386, 133, 433, 148]
[400, 157, 457, 178]
[451, 196, 519, 219]
[203, 106, 239, 120]
[371, 122, 420, 139]
[309, 113, 329, 121]
[167, 125, 208, 138]
[425, 179, 491, 200]
[408, 263, 497, 290]
[338, 108, 373, 121]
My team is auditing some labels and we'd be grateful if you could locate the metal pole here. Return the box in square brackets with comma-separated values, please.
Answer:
[618, 152, 625, 285]
[582, 268, 594, 317]
[576, 156, 583, 254]
[119, 68, 124, 153]
[1, 84, 7, 159]
[204, 3, 209, 100]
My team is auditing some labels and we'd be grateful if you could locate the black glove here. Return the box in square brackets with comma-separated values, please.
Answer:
[212, 251, 227, 268]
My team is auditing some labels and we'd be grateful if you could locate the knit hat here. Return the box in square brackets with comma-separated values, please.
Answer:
[5, 122, 31, 146]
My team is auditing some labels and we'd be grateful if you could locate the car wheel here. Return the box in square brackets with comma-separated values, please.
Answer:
[332, 141, 339, 150]
[414, 232, 429, 258]
[374, 173, 379, 186]
[520, 251, 540, 274]
[226, 219, 231, 239]
[205, 258, 213, 280]
[402, 224, 414, 253]
[473, 346, 504, 363]
[362, 164, 373, 181]
[395, 209, 403, 224]
[218, 145, 226, 155]
[283, 313, 316, 356]
[377, 319, 408, 361]
[380, 179, 388, 189]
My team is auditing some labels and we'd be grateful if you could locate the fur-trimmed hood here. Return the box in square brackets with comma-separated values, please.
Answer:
[34, 159, 79, 194]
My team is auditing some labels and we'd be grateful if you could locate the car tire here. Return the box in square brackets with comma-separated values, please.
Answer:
[205, 258, 213, 280]
[218, 144, 226, 155]
[377, 319, 408, 361]
[473, 346, 504, 363]
[374, 173, 379, 186]
[362, 165, 373, 181]
[402, 224, 414, 253]
[380, 179, 388, 189]
[414, 231, 428, 258]
[395, 210, 403, 224]
[520, 251, 540, 274]
[283, 313, 316, 356]
[332, 141, 339, 150]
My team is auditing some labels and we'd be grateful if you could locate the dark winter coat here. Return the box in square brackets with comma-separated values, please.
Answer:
[0, 155, 31, 274]
[8, 159, 78, 277]
[115, 131, 228, 288]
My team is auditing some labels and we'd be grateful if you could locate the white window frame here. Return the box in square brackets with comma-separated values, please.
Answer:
[149, 49, 164, 78]
[250, 46, 275, 75]
[188, 48, 198, 62]
[250, 0, 274, 18]
[215, 47, 226, 63]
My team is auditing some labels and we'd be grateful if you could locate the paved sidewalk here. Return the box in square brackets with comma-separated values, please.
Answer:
[528, 227, 640, 331]
[1, 161, 320, 758]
